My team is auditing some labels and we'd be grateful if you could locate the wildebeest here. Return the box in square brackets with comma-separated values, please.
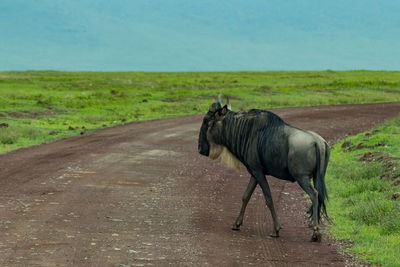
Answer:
[198, 95, 330, 242]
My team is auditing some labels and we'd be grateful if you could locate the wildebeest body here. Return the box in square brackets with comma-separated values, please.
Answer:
[199, 98, 330, 241]
[218, 109, 325, 183]
[222, 109, 295, 181]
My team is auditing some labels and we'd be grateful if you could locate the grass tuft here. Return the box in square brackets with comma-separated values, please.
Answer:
[0, 126, 20, 144]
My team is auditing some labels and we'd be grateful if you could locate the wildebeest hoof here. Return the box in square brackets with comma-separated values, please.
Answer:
[269, 225, 282, 238]
[269, 228, 280, 238]
[311, 231, 322, 242]
[231, 224, 241, 231]
[269, 232, 279, 238]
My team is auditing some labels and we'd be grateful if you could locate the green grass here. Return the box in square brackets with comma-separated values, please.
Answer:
[1, 70, 400, 154]
[326, 116, 400, 266]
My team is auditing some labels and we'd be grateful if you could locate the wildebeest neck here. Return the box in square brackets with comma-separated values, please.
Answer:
[221, 109, 285, 163]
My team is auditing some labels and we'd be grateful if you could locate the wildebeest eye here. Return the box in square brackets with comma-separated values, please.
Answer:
[206, 113, 215, 125]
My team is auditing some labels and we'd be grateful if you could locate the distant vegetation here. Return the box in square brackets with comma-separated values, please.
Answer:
[326, 116, 400, 266]
[1, 70, 400, 153]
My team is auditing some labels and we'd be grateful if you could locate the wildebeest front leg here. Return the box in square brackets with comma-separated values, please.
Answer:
[232, 176, 257, 231]
[256, 173, 281, 237]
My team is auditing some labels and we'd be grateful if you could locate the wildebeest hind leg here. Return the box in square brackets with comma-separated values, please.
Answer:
[232, 176, 257, 231]
[296, 176, 321, 242]
[256, 174, 281, 237]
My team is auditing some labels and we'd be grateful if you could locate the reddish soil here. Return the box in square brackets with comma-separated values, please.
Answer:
[0, 102, 399, 266]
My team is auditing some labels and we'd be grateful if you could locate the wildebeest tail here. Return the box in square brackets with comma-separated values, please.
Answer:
[313, 141, 330, 223]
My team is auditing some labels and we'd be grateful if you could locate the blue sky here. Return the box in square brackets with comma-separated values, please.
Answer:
[0, 0, 399, 71]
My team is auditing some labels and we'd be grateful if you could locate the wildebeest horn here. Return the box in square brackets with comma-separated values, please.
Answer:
[217, 94, 222, 105]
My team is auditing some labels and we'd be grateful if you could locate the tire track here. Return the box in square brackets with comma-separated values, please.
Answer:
[255, 179, 288, 266]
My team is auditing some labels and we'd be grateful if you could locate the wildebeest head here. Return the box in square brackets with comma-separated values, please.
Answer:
[198, 95, 230, 158]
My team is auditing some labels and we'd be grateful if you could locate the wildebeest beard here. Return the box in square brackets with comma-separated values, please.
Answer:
[208, 143, 241, 171]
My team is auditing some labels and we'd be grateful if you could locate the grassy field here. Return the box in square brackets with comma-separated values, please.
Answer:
[326, 116, 400, 266]
[1, 70, 399, 154]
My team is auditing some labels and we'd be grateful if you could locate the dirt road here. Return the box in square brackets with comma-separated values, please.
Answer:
[0, 102, 399, 266]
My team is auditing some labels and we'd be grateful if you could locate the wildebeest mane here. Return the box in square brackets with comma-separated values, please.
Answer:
[222, 109, 286, 166]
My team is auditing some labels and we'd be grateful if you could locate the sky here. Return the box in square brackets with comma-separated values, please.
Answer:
[0, 0, 399, 71]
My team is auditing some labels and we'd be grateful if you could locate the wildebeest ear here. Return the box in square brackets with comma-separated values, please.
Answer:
[216, 105, 228, 120]
[226, 96, 231, 110]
